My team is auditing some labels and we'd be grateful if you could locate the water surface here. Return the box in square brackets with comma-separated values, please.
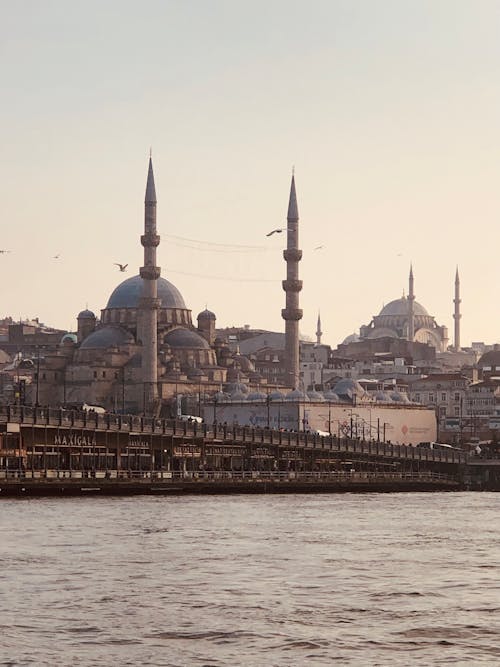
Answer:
[0, 493, 499, 666]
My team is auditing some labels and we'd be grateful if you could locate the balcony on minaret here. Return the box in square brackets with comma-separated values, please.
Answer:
[281, 307, 303, 321]
[141, 233, 160, 247]
[140, 266, 161, 280]
[283, 248, 302, 262]
[282, 279, 303, 293]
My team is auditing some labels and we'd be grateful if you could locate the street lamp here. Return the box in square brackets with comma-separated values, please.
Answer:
[35, 346, 42, 407]
[213, 392, 218, 425]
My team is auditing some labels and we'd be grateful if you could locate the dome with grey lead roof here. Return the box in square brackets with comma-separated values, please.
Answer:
[78, 309, 96, 319]
[246, 391, 267, 401]
[285, 389, 310, 402]
[378, 298, 428, 317]
[106, 275, 186, 310]
[80, 326, 134, 349]
[197, 309, 216, 320]
[163, 328, 209, 349]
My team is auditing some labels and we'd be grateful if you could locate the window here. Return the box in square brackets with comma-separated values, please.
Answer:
[415, 393, 420, 402]
[429, 393, 434, 402]
[440, 407, 446, 417]
[93, 371, 97, 378]
[454, 392, 460, 401]
[441, 392, 446, 402]
[454, 407, 460, 416]
[102, 371, 106, 378]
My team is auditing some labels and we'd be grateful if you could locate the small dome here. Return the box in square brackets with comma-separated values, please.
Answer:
[307, 390, 325, 402]
[197, 309, 216, 321]
[61, 333, 78, 345]
[285, 389, 310, 402]
[247, 391, 267, 401]
[342, 332, 360, 345]
[269, 390, 285, 401]
[106, 275, 186, 309]
[378, 298, 428, 317]
[80, 326, 134, 349]
[78, 309, 96, 319]
[164, 328, 209, 349]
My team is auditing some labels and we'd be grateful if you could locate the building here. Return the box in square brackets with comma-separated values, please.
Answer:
[358, 266, 452, 352]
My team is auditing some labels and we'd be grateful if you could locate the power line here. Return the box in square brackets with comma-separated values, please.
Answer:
[168, 268, 279, 283]
[163, 233, 275, 253]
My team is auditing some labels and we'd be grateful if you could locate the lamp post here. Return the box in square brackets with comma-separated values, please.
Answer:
[35, 346, 41, 406]
[198, 377, 202, 418]
[328, 401, 331, 435]
[266, 392, 271, 428]
[121, 367, 125, 414]
[213, 392, 218, 425]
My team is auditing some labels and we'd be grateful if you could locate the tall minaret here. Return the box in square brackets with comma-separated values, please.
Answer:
[316, 311, 322, 345]
[281, 173, 302, 389]
[140, 157, 161, 415]
[408, 264, 415, 342]
[453, 266, 461, 351]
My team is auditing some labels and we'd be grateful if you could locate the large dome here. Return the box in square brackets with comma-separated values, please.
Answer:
[379, 298, 428, 317]
[106, 275, 186, 309]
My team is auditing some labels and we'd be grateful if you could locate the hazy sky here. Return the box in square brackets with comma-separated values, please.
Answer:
[1, 1, 499, 347]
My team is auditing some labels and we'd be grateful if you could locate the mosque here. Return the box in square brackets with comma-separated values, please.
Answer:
[38, 159, 268, 414]
[343, 266, 462, 354]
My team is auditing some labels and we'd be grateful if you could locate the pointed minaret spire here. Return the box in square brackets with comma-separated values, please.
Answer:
[407, 263, 415, 342]
[281, 172, 303, 389]
[287, 173, 299, 221]
[453, 266, 461, 351]
[145, 156, 157, 203]
[139, 156, 161, 415]
[316, 311, 323, 345]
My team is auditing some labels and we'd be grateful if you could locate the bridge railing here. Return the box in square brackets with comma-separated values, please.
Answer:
[0, 404, 468, 464]
[0, 469, 458, 483]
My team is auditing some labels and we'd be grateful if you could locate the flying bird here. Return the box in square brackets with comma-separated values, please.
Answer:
[53, 254, 60, 259]
[114, 263, 128, 272]
[266, 228, 284, 237]
[0, 250, 11, 254]
[314, 245, 325, 251]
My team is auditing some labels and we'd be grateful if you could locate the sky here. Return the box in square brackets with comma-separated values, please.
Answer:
[1, 0, 499, 348]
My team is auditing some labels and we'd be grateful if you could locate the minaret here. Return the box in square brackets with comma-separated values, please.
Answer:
[407, 264, 415, 342]
[281, 173, 302, 389]
[316, 312, 322, 345]
[453, 267, 461, 351]
[139, 157, 161, 415]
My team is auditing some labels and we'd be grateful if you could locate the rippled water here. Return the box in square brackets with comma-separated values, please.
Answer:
[0, 492, 499, 666]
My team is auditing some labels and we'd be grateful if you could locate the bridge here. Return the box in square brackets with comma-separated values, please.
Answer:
[0, 405, 467, 495]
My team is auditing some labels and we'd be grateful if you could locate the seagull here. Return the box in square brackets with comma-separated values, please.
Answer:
[266, 228, 284, 237]
[314, 245, 325, 251]
[53, 254, 60, 259]
[0, 250, 11, 254]
[114, 263, 128, 272]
